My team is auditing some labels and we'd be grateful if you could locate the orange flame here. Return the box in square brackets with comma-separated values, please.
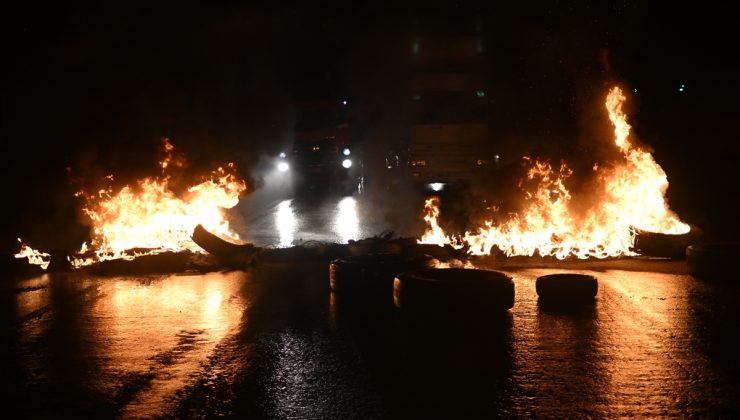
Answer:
[602, 87, 688, 235]
[418, 197, 463, 249]
[419, 86, 689, 259]
[70, 141, 246, 268]
[14, 238, 51, 270]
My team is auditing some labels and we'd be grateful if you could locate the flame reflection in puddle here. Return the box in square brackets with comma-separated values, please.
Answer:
[93, 271, 246, 417]
[502, 268, 708, 417]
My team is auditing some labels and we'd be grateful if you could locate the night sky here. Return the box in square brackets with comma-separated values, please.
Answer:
[2, 0, 738, 251]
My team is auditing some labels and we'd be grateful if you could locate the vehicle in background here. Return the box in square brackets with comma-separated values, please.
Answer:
[277, 99, 362, 194]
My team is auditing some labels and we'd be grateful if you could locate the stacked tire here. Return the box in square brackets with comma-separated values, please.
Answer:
[393, 268, 515, 318]
[329, 253, 436, 306]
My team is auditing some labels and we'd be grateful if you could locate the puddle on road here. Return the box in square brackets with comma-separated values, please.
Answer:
[8, 270, 248, 418]
[5, 262, 739, 417]
[97, 271, 247, 417]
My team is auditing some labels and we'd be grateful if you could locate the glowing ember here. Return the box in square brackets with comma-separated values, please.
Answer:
[70, 140, 247, 268]
[419, 86, 689, 259]
[14, 238, 51, 270]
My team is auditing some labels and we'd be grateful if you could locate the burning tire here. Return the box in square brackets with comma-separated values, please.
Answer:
[535, 274, 598, 304]
[329, 253, 436, 303]
[393, 268, 514, 315]
[191, 224, 259, 268]
[633, 226, 702, 259]
[686, 242, 740, 278]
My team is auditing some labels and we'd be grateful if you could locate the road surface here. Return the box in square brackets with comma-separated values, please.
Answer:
[2, 258, 739, 418]
[230, 184, 428, 247]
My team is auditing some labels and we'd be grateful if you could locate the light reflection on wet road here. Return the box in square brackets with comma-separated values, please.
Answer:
[267, 196, 361, 247]
[2, 260, 739, 417]
[2, 272, 246, 418]
[232, 190, 422, 247]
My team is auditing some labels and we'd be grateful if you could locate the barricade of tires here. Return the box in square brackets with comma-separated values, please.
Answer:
[686, 242, 740, 278]
[329, 253, 437, 305]
[393, 268, 515, 317]
[535, 274, 598, 306]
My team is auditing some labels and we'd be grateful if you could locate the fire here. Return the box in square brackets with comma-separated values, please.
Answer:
[14, 238, 51, 270]
[70, 140, 247, 268]
[418, 197, 463, 248]
[602, 87, 688, 235]
[419, 86, 689, 259]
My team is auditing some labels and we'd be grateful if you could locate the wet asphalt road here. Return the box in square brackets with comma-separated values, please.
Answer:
[230, 184, 426, 247]
[3, 190, 740, 417]
[2, 257, 740, 418]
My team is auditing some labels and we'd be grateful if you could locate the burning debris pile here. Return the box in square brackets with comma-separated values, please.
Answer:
[15, 139, 248, 273]
[420, 86, 692, 259]
[14, 239, 52, 270]
[12, 86, 699, 275]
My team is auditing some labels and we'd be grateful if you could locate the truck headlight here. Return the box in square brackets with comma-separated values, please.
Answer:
[277, 161, 290, 172]
[430, 182, 444, 192]
[342, 148, 351, 156]
[342, 159, 352, 168]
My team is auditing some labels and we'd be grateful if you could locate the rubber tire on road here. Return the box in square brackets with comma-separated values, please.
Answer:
[192, 224, 258, 268]
[535, 274, 598, 304]
[686, 242, 740, 278]
[393, 268, 514, 315]
[329, 253, 436, 302]
[633, 225, 702, 260]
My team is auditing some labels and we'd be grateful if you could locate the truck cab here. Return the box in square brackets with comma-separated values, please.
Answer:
[282, 99, 361, 194]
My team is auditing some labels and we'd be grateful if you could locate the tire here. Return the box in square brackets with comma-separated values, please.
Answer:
[393, 268, 515, 315]
[535, 274, 598, 305]
[686, 242, 740, 278]
[329, 253, 436, 304]
[192, 224, 258, 268]
[633, 225, 702, 259]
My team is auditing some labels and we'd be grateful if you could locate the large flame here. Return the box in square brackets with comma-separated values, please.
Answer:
[418, 197, 463, 248]
[602, 87, 688, 235]
[419, 86, 689, 259]
[70, 139, 246, 268]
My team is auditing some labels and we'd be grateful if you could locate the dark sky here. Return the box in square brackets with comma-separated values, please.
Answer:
[2, 0, 738, 248]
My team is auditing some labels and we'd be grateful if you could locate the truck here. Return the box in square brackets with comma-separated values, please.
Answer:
[278, 99, 362, 194]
